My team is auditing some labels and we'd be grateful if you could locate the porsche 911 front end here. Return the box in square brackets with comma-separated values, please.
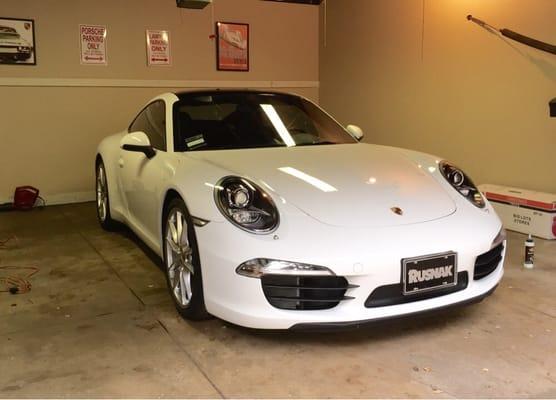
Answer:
[192, 144, 506, 330]
[180, 137, 505, 330]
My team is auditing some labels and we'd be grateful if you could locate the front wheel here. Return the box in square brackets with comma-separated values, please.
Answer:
[96, 160, 118, 231]
[163, 198, 210, 320]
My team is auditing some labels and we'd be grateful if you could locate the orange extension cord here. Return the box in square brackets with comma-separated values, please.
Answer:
[0, 235, 40, 294]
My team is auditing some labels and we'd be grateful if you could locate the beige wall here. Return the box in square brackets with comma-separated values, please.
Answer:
[0, 0, 319, 203]
[320, 0, 556, 193]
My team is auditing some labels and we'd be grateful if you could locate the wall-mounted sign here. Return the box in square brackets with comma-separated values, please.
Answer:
[0, 17, 36, 65]
[216, 22, 249, 71]
[80, 24, 107, 65]
[146, 30, 170, 66]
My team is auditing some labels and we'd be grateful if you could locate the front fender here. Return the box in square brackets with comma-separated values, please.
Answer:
[97, 131, 127, 222]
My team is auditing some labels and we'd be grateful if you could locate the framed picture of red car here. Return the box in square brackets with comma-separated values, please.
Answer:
[216, 22, 249, 71]
[0, 17, 36, 65]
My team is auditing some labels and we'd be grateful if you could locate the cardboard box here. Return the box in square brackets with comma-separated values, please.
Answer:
[480, 184, 556, 240]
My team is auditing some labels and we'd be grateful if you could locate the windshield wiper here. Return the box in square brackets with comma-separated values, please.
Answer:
[296, 140, 338, 146]
[187, 143, 286, 151]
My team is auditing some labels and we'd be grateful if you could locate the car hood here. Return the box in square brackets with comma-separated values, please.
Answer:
[187, 143, 456, 228]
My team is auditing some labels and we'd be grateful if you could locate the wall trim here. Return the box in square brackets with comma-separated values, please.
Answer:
[44, 191, 96, 206]
[0, 77, 319, 89]
[0, 191, 95, 207]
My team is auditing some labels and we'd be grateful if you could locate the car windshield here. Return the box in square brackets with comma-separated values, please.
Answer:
[173, 92, 357, 151]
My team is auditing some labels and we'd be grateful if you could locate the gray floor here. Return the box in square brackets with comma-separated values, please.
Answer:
[0, 203, 554, 398]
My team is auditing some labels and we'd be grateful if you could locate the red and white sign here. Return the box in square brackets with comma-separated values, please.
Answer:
[80, 24, 107, 65]
[146, 30, 170, 66]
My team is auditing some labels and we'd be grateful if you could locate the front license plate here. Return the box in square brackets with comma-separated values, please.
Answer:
[402, 252, 457, 295]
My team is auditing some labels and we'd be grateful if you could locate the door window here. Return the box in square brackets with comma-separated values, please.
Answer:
[129, 100, 166, 151]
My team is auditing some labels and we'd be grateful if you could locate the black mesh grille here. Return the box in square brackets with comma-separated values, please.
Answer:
[474, 243, 504, 280]
[365, 272, 469, 308]
[261, 274, 353, 310]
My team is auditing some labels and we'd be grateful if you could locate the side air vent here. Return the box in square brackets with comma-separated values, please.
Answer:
[261, 274, 355, 310]
[474, 243, 504, 280]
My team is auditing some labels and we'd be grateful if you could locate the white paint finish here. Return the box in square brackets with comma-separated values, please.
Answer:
[97, 91, 505, 329]
[189, 144, 457, 228]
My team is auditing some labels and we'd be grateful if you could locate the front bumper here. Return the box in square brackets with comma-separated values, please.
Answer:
[195, 205, 505, 330]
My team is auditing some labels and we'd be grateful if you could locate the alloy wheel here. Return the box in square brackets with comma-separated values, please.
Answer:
[96, 164, 108, 222]
[165, 208, 194, 307]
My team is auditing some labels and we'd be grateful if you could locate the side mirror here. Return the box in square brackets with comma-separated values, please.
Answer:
[120, 131, 156, 159]
[346, 124, 364, 141]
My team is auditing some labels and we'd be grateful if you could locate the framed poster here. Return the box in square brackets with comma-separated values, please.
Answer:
[146, 29, 170, 66]
[80, 24, 107, 65]
[0, 17, 36, 65]
[216, 22, 249, 71]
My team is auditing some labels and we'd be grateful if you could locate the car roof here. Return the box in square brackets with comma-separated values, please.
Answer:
[173, 89, 301, 101]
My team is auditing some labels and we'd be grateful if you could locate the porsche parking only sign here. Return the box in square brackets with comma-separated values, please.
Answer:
[80, 24, 107, 65]
[146, 30, 170, 66]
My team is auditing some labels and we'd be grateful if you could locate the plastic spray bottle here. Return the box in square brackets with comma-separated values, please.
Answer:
[524, 234, 535, 269]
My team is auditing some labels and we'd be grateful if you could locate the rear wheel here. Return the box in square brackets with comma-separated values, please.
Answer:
[96, 160, 118, 231]
[163, 198, 210, 320]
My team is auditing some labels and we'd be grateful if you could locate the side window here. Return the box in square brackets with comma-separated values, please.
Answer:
[128, 100, 166, 151]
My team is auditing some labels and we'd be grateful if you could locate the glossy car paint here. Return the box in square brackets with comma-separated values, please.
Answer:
[97, 91, 505, 329]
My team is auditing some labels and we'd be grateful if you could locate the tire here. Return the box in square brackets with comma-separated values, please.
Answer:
[163, 198, 210, 320]
[95, 159, 118, 231]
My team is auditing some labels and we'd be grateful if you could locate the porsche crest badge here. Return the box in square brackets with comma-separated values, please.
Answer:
[391, 207, 403, 216]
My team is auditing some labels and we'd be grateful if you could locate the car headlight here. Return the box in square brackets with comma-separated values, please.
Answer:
[214, 176, 279, 233]
[439, 161, 485, 208]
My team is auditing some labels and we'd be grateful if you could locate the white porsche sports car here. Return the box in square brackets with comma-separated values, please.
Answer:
[96, 90, 506, 330]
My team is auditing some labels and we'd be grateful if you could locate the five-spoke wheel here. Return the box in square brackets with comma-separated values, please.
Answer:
[163, 198, 209, 319]
[95, 160, 117, 230]
[165, 208, 195, 306]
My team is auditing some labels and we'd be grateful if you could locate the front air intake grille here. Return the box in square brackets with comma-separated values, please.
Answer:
[474, 243, 504, 280]
[261, 274, 354, 310]
[365, 272, 469, 308]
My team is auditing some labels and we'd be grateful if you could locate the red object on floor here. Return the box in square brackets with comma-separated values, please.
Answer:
[13, 186, 40, 210]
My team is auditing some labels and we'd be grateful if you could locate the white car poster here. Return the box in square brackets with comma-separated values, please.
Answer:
[0, 17, 36, 65]
[80, 24, 107, 65]
[146, 30, 170, 66]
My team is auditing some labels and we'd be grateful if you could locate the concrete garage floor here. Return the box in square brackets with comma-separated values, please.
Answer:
[0, 203, 555, 398]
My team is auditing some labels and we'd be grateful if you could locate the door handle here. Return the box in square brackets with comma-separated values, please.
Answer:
[118, 158, 124, 168]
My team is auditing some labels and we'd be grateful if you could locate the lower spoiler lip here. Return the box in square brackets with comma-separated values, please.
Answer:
[288, 284, 498, 332]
